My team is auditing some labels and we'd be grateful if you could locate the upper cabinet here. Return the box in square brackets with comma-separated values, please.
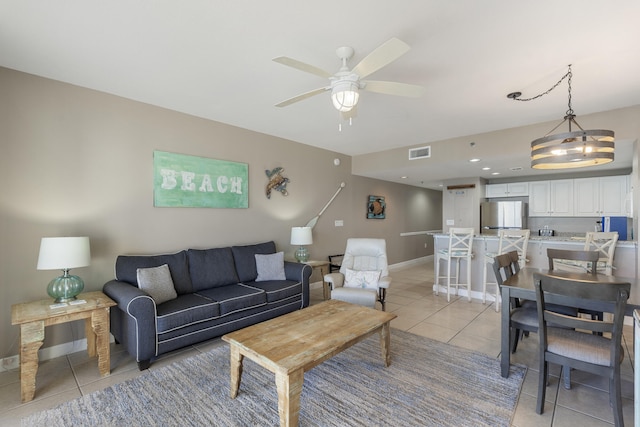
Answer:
[485, 182, 529, 198]
[529, 180, 574, 217]
[573, 175, 628, 217]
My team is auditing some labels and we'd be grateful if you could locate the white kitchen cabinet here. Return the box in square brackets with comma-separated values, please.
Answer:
[528, 180, 573, 217]
[573, 175, 628, 217]
[485, 182, 528, 198]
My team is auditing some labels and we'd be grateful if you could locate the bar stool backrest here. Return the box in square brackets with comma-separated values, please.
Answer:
[584, 231, 618, 275]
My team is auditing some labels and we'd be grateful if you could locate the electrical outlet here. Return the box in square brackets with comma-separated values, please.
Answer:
[334, 220, 344, 227]
[1, 355, 19, 371]
[424, 243, 427, 248]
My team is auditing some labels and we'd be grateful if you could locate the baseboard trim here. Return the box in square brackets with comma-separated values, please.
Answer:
[0, 337, 99, 372]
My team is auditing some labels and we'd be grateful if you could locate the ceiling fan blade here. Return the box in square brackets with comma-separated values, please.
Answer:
[363, 80, 425, 97]
[272, 57, 333, 79]
[275, 87, 328, 107]
[351, 38, 411, 79]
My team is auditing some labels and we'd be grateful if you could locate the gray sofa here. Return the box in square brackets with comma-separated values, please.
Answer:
[103, 241, 311, 370]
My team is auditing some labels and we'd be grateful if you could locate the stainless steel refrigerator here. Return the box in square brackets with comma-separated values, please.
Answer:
[480, 201, 527, 235]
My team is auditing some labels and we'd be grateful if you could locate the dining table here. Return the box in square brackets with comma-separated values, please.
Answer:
[500, 267, 640, 378]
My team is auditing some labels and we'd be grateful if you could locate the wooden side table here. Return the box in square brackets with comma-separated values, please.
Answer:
[11, 291, 116, 402]
[304, 260, 331, 300]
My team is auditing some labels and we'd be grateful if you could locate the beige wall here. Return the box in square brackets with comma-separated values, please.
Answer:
[0, 67, 442, 358]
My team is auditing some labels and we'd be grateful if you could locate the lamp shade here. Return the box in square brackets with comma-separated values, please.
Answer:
[290, 227, 313, 245]
[37, 237, 91, 270]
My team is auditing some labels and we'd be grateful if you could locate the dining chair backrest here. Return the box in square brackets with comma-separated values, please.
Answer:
[584, 231, 618, 275]
[492, 250, 520, 287]
[498, 229, 530, 268]
[547, 248, 599, 276]
[447, 227, 474, 258]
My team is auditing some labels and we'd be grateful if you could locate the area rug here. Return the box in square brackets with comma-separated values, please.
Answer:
[23, 329, 526, 426]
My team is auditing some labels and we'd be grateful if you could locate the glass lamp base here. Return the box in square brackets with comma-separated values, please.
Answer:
[47, 271, 84, 303]
[295, 246, 309, 263]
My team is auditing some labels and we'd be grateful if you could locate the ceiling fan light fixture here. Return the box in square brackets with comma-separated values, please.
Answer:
[331, 80, 360, 112]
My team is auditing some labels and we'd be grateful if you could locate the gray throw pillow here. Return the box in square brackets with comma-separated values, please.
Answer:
[137, 264, 178, 304]
[255, 252, 286, 281]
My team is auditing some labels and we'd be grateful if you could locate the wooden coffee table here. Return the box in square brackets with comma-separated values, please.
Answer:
[222, 299, 397, 427]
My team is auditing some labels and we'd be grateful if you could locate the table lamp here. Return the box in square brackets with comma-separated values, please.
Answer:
[37, 237, 91, 302]
[290, 227, 312, 262]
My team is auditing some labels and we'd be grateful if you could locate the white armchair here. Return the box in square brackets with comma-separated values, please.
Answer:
[324, 238, 391, 310]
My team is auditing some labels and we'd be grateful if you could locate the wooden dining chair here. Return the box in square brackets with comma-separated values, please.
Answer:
[492, 251, 536, 353]
[548, 248, 602, 323]
[533, 272, 629, 427]
[547, 248, 599, 275]
[483, 229, 530, 312]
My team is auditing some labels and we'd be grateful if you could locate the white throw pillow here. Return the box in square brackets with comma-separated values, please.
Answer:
[255, 252, 286, 281]
[344, 268, 381, 290]
[137, 264, 178, 304]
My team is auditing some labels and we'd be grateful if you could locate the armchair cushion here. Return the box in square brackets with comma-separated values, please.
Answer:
[344, 268, 381, 290]
[255, 252, 286, 281]
[136, 264, 177, 304]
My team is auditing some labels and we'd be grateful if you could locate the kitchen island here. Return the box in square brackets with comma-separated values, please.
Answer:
[432, 233, 638, 303]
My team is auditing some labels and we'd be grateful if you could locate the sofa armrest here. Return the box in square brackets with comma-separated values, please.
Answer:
[284, 261, 312, 307]
[103, 280, 158, 362]
[324, 272, 344, 289]
[284, 261, 312, 284]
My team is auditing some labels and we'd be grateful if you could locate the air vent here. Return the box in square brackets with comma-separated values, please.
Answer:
[408, 146, 431, 160]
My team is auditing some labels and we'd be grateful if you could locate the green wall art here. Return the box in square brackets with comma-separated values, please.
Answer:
[153, 150, 248, 208]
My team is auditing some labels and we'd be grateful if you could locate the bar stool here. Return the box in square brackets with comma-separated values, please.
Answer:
[584, 231, 618, 275]
[435, 227, 474, 302]
[483, 229, 530, 311]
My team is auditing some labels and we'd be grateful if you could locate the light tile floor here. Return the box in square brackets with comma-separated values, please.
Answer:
[0, 260, 634, 426]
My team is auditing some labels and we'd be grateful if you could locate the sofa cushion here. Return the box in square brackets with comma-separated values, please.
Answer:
[243, 280, 302, 303]
[155, 294, 220, 334]
[255, 252, 286, 281]
[136, 264, 178, 304]
[187, 247, 239, 291]
[116, 250, 192, 295]
[231, 241, 276, 283]
[196, 284, 267, 316]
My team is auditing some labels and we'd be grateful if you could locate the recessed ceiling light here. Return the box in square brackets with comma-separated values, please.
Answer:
[400, 176, 408, 179]
[491, 172, 501, 175]
[469, 158, 481, 163]
[482, 167, 491, 171]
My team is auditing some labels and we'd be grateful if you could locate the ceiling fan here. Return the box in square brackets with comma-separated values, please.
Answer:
[273, 38, 425, 116]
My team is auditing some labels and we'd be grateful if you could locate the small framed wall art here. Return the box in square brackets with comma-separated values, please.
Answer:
[367, 195, 386, 219]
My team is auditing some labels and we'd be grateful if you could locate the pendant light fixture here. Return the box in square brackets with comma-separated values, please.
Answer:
[508, 65, 614, 170]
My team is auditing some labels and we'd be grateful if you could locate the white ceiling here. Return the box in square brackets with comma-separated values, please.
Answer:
[2, 1, 640, 189]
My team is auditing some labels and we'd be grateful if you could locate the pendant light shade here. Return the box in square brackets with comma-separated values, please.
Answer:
[509, 65, 615, 170]
[530, 123, 615, 170]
